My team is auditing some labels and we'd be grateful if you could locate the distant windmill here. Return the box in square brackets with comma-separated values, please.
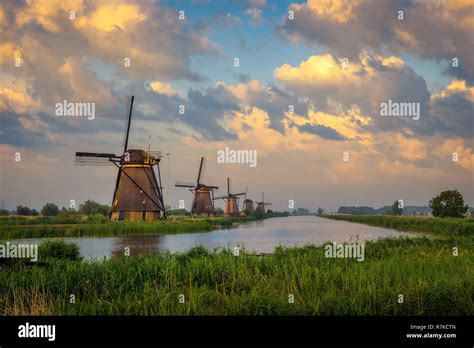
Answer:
[242, 187, 254, 213]
[213, 178, 245, 217]
[255, 192, 272, 214]
[74, 95, 167, 221]
[175, 157, 219, 217]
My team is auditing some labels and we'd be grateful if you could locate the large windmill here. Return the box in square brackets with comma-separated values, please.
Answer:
[213, 178, 245, 217]
[242, 187, 254, 213]
[255, 192, 272, 214]
[74, 96, 167, 221]
[175, 157, 219, 217]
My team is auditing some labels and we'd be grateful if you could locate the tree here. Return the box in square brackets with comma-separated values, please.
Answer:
[391, 200, 403, 216]
[214, 207, 224, 216]
[41, 203, 59, 216]
[59, 207, 77, 215]
[254, 208, 264, 219]
[16, 205, 35, 215]
[317, 207, 324, 216]
[168, 208, 190, 216]
[429, 190, 468, 218]
[297, 208, 310, 215]
[0, 209, 9, 216]
[78, 200, 110, 216]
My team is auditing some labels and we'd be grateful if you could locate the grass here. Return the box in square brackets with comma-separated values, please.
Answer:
[0, 236, 472, 315]
[322, 215, 474, 236]
[0, 215, 110, 225]
[0, 216, 257, 240]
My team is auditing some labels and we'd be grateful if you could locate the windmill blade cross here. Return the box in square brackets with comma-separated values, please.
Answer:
[123, 95, 134, 153]
[74, 152, 119, 166]
[196, 157, 204, 184]
[213, 195, 227, 200]
[175, 180, 196, 188]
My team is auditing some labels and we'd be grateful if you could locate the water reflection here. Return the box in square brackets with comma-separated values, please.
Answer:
[15, 216, 425, 261]
[110, 235, 165, 258]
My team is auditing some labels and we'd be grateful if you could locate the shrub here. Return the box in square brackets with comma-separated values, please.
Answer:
[429, 190, 469, 218]
[41, 203, 59, 216]
[38, 240, 82, 261]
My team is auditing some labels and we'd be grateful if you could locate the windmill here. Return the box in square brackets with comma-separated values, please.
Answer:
[242, 187, 254, 213]
[213, 178, 245, 217]
[255, 192, 272, 214]
[74, 95, 167, 221]
[175, 157, 219, 217]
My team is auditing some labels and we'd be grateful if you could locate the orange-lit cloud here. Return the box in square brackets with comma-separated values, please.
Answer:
[149, 82, 178, 97]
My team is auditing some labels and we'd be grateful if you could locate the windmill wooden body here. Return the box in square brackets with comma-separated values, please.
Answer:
[213, 178, 245, 217]
[242, 187, 254, 213]
[75, 96, 167, 221]
[256, 192, 272, 214]
[175, 157, 219, 217]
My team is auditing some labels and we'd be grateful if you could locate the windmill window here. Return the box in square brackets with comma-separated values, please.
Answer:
[114, 199, 118, 206]
[142, 199, 146, 204]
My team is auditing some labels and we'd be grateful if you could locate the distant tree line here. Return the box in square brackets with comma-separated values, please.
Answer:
[0, 200, 112, 217]
[5, 190, 469, 219]
[336, 190, 469, 218]
[290, 208, 310, 216]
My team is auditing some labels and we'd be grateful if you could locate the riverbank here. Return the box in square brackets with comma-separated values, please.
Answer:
[1, 236, 472, 315]
[322, 215, 474, 236]
[0, 216, 258, 240]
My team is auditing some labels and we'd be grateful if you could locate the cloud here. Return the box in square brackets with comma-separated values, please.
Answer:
[149, 82, 178, 97]
[0, 0, 226, 147]
[0, 0, 218, 87]
[430, 80, 474, 139]
[433, 138, 473, 172]
[297, 123, 346, 140]
[279, 0, 474, 82]
[243, 0, 266, 25]
[244, 8, 263, 25]
[0, 109, 52, 147]
[274, 53, 431, 135]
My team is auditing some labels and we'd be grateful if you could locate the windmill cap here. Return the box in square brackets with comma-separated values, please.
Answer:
[121, 149, 158, 164]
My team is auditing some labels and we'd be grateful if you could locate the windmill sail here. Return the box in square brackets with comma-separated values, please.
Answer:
[175, 157, 218, 217]
[74, 152, 119, 166]
[256, 191, 272, 214]
[213, 177, 244, 217]
[74, 96, 167, 221]
[123, 95, 134, 153]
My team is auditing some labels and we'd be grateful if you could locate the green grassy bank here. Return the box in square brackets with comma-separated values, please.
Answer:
[0, 236, 472, 315]
[322, 215, 474, 236]
[0, 216, 257, 240]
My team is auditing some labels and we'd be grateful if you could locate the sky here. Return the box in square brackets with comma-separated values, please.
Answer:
[0, 0, 473, 213]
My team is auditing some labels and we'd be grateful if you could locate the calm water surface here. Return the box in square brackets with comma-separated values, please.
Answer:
[15, 216, 424, 260]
